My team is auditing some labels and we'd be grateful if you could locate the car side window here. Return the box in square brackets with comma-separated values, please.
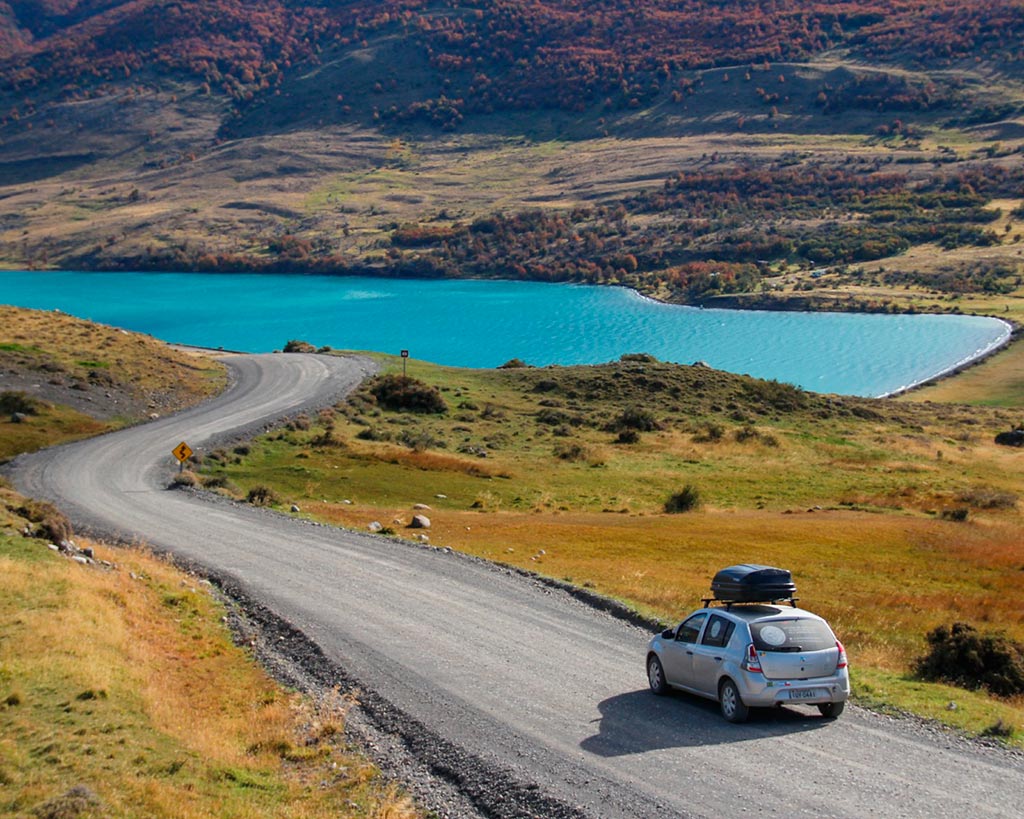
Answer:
[675, 612, 708, 643]
[700, 615, 735, 648]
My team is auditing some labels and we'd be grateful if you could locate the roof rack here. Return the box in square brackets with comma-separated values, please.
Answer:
[701, 597, 799, 610]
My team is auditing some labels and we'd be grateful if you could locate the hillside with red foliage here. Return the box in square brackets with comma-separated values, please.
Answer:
[3, 0, 1022, 124]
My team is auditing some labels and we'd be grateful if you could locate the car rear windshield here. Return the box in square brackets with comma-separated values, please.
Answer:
[750, 618, 835, 652]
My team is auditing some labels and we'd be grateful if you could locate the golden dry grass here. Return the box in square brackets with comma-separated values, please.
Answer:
[310, 503, 1024, 655]
[0, 525, 418, 818]
[0, 305, 226, 415]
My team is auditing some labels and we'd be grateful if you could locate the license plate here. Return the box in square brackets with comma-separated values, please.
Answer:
[788, 688, 823, 700]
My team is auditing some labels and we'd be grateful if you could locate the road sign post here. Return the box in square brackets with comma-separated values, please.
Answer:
[400, 349, 409, 377]
[172, 441, 193, 472]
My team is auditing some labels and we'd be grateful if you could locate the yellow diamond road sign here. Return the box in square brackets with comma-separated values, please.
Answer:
[172, 441, 193, 463]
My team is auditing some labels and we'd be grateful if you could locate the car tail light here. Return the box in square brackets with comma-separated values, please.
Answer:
[836, 640, 848, 670]
[742, 643, 763, 674]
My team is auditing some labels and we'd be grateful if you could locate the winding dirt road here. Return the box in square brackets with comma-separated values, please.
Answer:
[7, 353, 1022, 818]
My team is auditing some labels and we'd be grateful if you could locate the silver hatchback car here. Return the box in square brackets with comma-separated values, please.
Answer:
[646, 603, 850, 722]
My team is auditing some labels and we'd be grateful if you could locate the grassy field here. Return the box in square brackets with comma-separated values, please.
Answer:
[906, 336, 1024, 408]
[198, 352, 1024, 745]
[0, 481, 417, 818]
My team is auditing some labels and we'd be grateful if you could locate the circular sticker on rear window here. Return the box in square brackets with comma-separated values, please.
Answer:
[760, 625, 787, 646]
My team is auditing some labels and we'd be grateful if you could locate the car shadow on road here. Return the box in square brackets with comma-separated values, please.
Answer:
[580, 689, 830, 757]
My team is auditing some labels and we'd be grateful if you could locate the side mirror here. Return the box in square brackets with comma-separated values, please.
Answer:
[661, 628, 675, 639]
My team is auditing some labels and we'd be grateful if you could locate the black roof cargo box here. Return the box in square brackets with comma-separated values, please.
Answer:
[711, 564, 796, 602]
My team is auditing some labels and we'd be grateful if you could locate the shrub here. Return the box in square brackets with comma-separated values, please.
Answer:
[742, 379, 807, 412]
[536, 408, 570, 426]
[202, 475, 239, 493]
[940, 507, 969, 521]
[981, 719, 1015, 739]
[170, 470, 198, 488]
[356, 427, 390, 441]
[615, 429, 640, 444]
[553, 441, 590, 462]
[914, 622, 1024, 697]
[693, 423, 724, 443]
[16, 499, 72, 542]
[370, 375, 447, 413]
[620, 353, 657, 363]
[0, 391, 44, 415]
[31, 785, 101, 819]
[664, 485, 702, 513]
[282, 339, 316, 353]
[498, 358, 531, 369]
[247, 485, 280, 506]
[956, 486, 1018, 510]
[399, 430, 447, 451]
[613, 407, 660, 432]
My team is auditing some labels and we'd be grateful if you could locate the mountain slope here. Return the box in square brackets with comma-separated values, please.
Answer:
[4, 0, 1023, 124]
[1, 0, 1023, 320]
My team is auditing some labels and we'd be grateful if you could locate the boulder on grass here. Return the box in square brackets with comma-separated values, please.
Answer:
[409, 514, 431, 529]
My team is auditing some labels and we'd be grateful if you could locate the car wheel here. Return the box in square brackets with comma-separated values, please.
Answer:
[818, 701, 845, 719]
[719, 678, 750, 723]
[647, 655, 669, 695]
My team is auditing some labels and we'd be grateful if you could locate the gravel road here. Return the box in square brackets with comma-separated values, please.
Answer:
[7, 353, 1022, 818]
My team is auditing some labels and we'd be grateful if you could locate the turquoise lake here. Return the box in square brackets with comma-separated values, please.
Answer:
[0, 270, 1011, 397]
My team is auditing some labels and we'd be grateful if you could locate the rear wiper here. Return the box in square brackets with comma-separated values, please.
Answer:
[773, 646, 803, 652]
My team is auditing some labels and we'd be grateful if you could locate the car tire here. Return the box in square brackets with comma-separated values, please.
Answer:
[818, 701, 845, 719]
[719, 678, 750, 723]
[647, 655, 669, 695]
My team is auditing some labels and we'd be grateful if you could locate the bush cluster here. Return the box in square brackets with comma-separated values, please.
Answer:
[741, 379, 807, 412]
[247, 485, 280, 506]
[0, 391, 43, 415]
[612, 407, 661, 432]
[553, 441, 590, 462]
[370, 375, 447, 414]
[16, 498, 72, 543]
[169, 470, 198, 488]
[664, 484, 702, 513]
[914, 622, 1024, 698]
[282, 339, 316, 353]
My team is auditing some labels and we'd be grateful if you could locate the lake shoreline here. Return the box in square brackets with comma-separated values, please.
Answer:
[1, 268, 1013, 399]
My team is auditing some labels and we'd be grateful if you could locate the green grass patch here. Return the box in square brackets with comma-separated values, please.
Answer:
[0, 342, 41, 353]
[0, 404, 110, 462]
[208, 354, 1020, 516]
[853, 667, 1022, 748]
